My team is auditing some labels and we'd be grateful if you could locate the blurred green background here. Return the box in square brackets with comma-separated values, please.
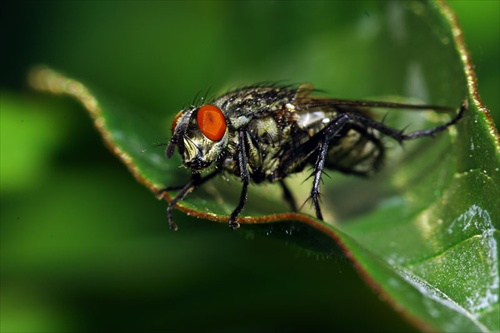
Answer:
[1, 1, 498, 332]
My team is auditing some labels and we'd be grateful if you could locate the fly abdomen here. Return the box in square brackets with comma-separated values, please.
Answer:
[324, 126, 384, 176]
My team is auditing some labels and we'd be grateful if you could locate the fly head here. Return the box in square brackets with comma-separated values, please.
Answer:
[166, 104, 229, 171]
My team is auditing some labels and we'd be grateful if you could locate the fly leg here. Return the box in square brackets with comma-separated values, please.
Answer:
[229, 130, 250, 229]
[158, 171, 218, 230]
[311, 137, 328, 220]
[309, 100, 466, 220]
[279, 180, 298, 212]
[310, 114, 352, 220]
[351, 99, 467, 142]
[399, 99, 466, 140]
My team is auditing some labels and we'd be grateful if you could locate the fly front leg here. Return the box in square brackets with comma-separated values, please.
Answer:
[229, 130, 250, 229]
[158, 171, 218, 230]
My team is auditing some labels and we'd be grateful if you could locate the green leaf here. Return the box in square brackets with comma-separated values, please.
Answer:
[30, 1, 499, 332]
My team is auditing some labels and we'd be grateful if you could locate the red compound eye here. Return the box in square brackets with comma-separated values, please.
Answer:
[171, 111, 183, 134]
[197, 105, 227, 141]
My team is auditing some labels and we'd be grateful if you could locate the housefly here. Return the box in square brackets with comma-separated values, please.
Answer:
[160, 83, 465, 230]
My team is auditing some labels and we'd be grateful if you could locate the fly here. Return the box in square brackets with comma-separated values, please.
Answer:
[159, 83, 466, 230]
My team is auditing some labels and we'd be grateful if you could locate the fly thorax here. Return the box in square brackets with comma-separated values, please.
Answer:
[245, 116, 285, 175]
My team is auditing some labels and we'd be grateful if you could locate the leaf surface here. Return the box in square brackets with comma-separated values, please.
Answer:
[31, 1, 499, 331]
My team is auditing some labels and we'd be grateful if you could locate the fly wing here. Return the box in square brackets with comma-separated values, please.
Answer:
[295, 97, 455, 113]
[293, 95, 456, 132]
